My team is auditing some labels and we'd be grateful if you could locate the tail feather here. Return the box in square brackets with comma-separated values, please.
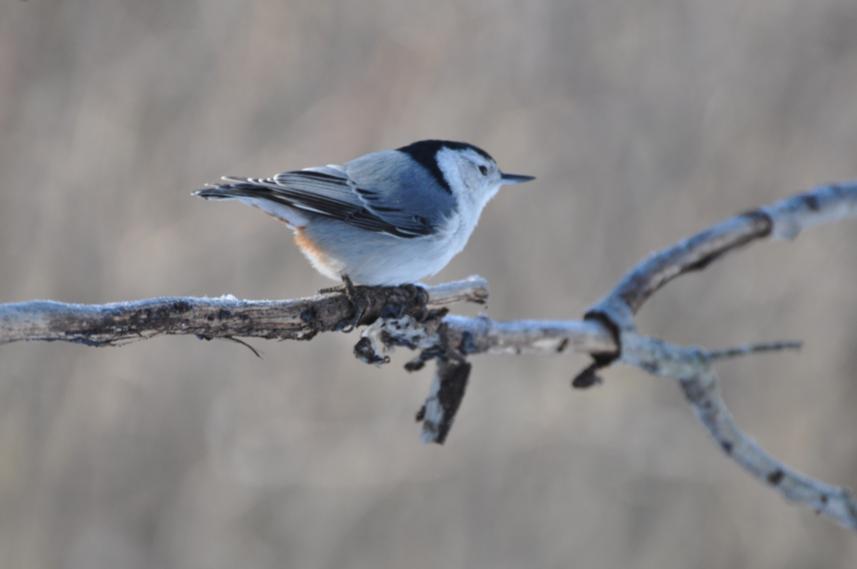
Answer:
[193, 182, 263, 200]
[194, 187, 229, 199]
[193, 182, 309, 227]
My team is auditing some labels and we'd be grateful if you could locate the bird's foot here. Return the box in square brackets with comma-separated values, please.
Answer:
[333, 275, 369, 332]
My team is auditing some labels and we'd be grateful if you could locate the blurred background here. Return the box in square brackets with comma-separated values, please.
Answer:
[2, 1, 857, 567]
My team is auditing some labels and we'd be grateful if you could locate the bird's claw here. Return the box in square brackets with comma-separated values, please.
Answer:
[331, 275, 369, 332]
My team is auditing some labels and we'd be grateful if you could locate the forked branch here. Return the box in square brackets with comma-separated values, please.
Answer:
[575, 181, 857, 531]
[1, 181, 856, 531]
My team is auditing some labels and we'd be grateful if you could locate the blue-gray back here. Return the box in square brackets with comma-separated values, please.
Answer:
[344, 149, 456, 235]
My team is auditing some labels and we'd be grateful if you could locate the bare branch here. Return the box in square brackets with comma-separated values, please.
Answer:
[620, 332, 857, 531]
[574, 181, 857, 531]
[2, 181, 857, 530]
[443, 315, 618, 356]
[354, 314, 618, 443]
[587, 182, 857, 330]
[0, 277, 489, 347]
[702, 340, 802, 361]
[417, 358, 472, 445]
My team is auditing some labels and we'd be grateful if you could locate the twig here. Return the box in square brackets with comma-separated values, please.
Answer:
[416, 358, 472, 444]
[222, 335, 263, 359]
[702, 340, 802, 361]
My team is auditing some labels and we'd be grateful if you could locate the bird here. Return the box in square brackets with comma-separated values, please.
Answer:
[194, 139, 534, 286]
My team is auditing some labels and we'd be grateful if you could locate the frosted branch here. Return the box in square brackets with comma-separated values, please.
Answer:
[0, 277, 488, 347]
[620, 332, 857, 531]
[2, 180, 857, 531]
[574, 180, 857, 532]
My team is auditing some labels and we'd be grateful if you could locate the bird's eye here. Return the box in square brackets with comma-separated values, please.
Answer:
[478, 165, 488, 176]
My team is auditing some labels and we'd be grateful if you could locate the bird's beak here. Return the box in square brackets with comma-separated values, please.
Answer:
[500, 172, 536, 185]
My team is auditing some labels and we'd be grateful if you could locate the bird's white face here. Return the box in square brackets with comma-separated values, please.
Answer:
[436, 147, 504, 213]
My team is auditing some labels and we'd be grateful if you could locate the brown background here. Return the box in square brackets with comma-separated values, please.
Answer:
[2, 1, 857, 567]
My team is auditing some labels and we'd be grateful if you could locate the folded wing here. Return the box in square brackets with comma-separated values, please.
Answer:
[196, 165, 435, 238]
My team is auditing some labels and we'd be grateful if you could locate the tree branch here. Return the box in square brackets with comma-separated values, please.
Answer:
[0, 277, 488, 347]
[620, 332, 857, 531]
[1, 181, 856, 531]
[574, 181, 857, 532]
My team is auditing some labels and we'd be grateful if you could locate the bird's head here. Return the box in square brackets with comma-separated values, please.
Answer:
[398, 139, 535, 212]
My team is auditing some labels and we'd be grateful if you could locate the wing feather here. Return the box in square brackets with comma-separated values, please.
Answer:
[213, 166, 433, 238]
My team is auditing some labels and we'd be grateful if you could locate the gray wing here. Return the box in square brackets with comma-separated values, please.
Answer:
[208, 151, 454, 238]
[343, 150, 456, 235]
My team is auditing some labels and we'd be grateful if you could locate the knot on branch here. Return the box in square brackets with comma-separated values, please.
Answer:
[353, 306, 478, 444]
[416, 358, 471, 444]
[325, 282, 433, 332]
[352, 308, 448, 367]
[571, 309, 624, 389]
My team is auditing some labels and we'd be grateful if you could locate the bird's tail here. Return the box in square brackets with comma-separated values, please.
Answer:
[193, 186, 234, 200]
[193, 177, 269, 200]
[193, 178, 309, 227]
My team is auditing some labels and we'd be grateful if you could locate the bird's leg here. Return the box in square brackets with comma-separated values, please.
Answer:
[319, 277, 428, 332]
[337, 274, 369, 332]
[318, 275, 356, 295]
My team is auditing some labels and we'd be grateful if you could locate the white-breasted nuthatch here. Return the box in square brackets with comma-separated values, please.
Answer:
[194, 140, 534, 285]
